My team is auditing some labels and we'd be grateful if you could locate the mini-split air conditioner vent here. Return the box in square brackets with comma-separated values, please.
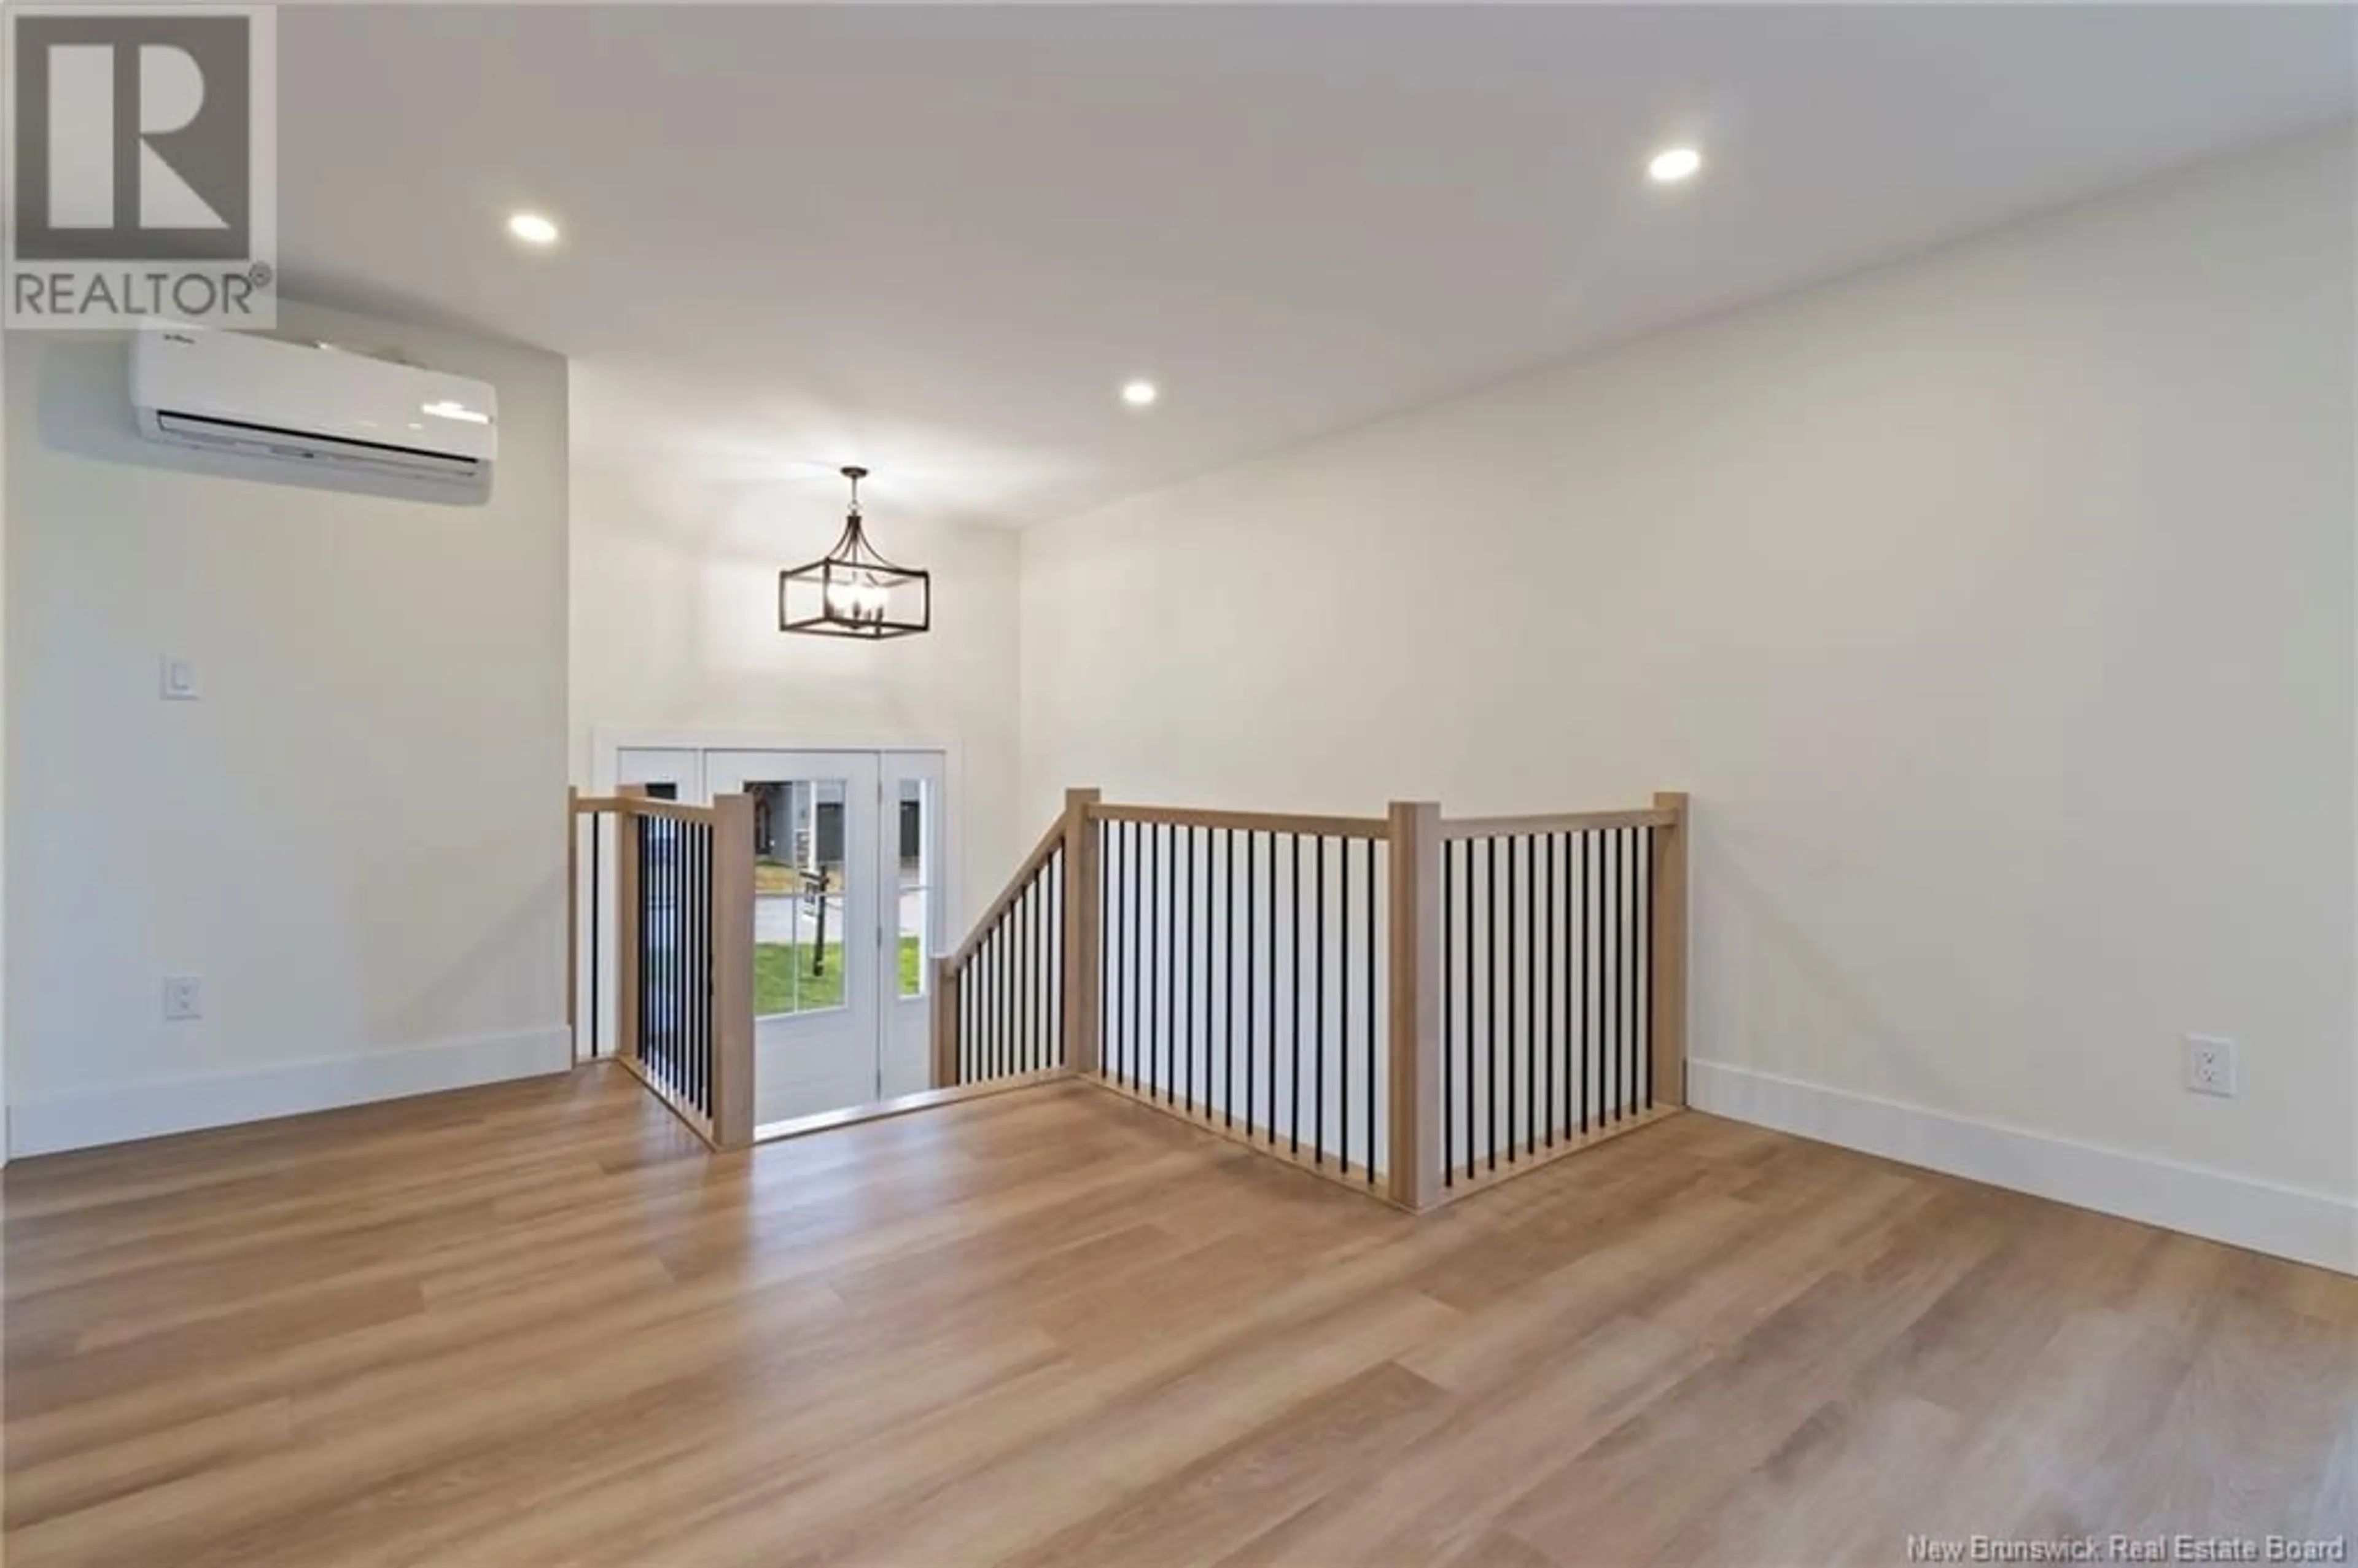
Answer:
[131, 325, 498, 501]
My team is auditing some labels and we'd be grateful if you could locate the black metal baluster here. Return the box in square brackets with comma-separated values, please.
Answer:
[1623, 826, 1636, 1122]
[1263, 831, 1275, 1143]
[1030, 860, 1041, 1074]
[1613, 825, 1632, 1117]
[1009, 883, 1018, 1076]
[1597, 829, 1609, 1124]
[1225, 828, 1237, 1128]
[1314, 836, 1327, 1165]
[681, 820, 690, 1099]
[1204, 829, 1216, 1117]
[1046, 848, 1056, 1070]
[1044, 858, 1054, 1073]
[1607, 828, 1621, 1122]
[664, 819, 678, 1097]
[1638, 826, 1652, 1111]
[1527, 834, 1539, 1155]
[1011, 883, 1023, 1079]
[1339, 837, 1352, 1173]
[1138, 823, 1151, 1095]
[1245, 830, 1258, 1130]
[1509, 833, 1523, 1163]
[1152, 823, 1166, 1102]
[689, 822, 704, 1114]
[1099, 824, 1111, 1079]
[1177, 826, 1191, 1112]
[664, 820, 674, 1089]
[643, 817, 657, 1087]
[1037, 855, 1048, 1073]
[690, 822, 703, 1112]
[1200, 829, 1212, 1116]
[1607, 828, 1620, 1122]
[701, 820, 709, 1108]
[1439, 839, 1450, 1185]
[589, 817, 602, 1058]
[1591, 829, 1603, 1129]
[655, 818, 669, 1090]
[688, 821, 698, 1103]
[1022, 875, 1032, 1075]
[1021, 869, 1030, 1076]
[1290, 833, 1302, 1156]
[1201, 828, 1213, 1119]
[636, 817, 647, 1070]
[1487, 836, 1500, 1173]
[1364, 836, 1377, 1183]
[658, 818, 672, 1094]
[1581, 831, 1593, 1136]
[1543, 831, 1555, 1147]
[644, 817, 656, 1087]
[1122, 820, 1132, 1089]
[660, 820, 669, 1089]
[668, 820, 680, 1093]
[1057, 845, 1068, 1069]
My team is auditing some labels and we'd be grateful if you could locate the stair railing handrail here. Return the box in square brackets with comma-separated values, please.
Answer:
[569, 786, 756, 1149]
[930, 787, 1689, 1209]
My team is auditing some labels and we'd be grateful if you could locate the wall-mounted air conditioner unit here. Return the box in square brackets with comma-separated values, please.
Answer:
[131, 325, 497, 501]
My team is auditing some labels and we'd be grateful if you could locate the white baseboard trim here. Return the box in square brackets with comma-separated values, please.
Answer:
[6, 1027, 574, 1158]
[1687, 1060, 2357, 1277]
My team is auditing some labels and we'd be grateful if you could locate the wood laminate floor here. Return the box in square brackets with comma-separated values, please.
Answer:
[2, 1068, 2352, 1567]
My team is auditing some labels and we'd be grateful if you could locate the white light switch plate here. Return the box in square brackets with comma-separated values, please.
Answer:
[160, 656, 201, 701]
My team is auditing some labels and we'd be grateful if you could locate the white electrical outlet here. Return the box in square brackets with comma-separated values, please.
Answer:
[2184, 1034, 2238, 1098]
[163, 975, 203, 1021]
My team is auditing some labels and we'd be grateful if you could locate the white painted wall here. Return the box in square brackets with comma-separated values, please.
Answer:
[1022, 133, 2358, 1267]
[5, 303, 571, 1154]
[569, 362, 1024, 936]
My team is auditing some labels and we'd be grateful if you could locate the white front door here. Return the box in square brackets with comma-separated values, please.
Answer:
[879, 751, 947, 1099]
[691, 748, 947, 1125]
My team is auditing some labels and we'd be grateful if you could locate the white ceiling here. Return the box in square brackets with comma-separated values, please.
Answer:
[278, 4, 2356, 527]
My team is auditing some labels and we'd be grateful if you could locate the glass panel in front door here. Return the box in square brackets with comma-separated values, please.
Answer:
[748, 777, 850, 1018]
[896, 777, 929, 999]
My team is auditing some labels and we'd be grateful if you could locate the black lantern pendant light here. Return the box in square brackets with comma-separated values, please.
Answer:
[778, 466, 932, 639]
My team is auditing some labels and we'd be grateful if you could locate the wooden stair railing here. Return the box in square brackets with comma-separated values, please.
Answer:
[933, 786, 1691, 1211]
[932, 788, 1098, 1090]
[568, 788, 757, 1149]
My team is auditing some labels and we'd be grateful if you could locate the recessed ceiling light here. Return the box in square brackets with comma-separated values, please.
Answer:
[1121, 379, 1158, 408]
[506, 211, 561, 246]
[1648, 147, 1703, 185]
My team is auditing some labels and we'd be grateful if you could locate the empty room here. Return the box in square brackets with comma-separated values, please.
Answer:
[1, 4, 2352, 1565]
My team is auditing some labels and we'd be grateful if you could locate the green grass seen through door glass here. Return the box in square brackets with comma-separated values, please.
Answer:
[755, 937, 924, 1016]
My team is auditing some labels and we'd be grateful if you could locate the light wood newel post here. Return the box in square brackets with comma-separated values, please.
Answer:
[565, 786, 580, 1044]
[931, 959, 960, 1088]
[1063, 788, 1102, 1076]
[1650, 791, 1689, 1109]
[1387, 801, 1443, 1210]
[708, 792, 757, 1148]
[613, 786, 648, 1068]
